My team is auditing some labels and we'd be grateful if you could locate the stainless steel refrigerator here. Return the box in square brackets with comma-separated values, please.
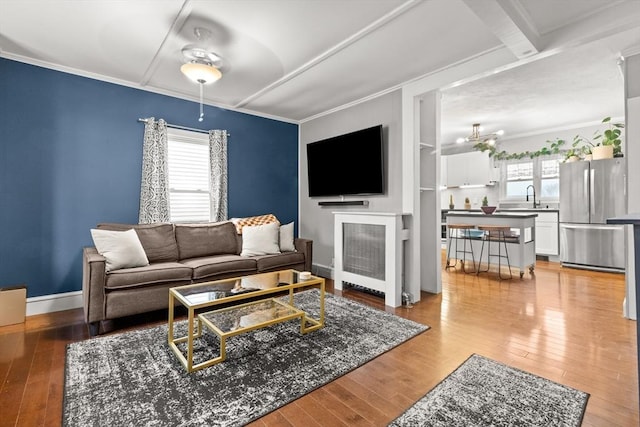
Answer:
[559, 158, 626, 272]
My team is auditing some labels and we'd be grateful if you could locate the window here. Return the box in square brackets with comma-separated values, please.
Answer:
[505, 161, 533, 198]
[167, 129, 211, 222]
[540, 159, 560, 198]
[501, 156, 561, 202]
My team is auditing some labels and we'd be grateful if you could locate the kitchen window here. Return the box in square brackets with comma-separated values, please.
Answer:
[501, 156, 561, 202]
[540, 158, 560, 198]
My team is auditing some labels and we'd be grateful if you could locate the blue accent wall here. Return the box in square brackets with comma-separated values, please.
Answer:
[0, 58, 298, 298]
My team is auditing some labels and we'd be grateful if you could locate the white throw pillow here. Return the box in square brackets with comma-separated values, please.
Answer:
[90, 228, 149, 272]
[279, 222, 296, 252]
[241, 222, 281, 257]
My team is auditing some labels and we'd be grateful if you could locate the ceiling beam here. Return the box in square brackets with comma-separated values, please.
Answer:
[540, 0, 640, 52]
[139, 0, 194, 86]
[461, 0, 541, 59]
[233, 0, 421, 110]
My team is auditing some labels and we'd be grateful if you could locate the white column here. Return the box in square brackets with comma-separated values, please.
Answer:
[624, 48, 640, 319]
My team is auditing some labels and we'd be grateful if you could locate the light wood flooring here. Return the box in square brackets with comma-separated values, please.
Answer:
[0, 256, 637, 426]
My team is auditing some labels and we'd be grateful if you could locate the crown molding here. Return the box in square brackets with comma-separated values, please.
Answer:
[622, 44, 640, 58]
[0, 53, 299, 125]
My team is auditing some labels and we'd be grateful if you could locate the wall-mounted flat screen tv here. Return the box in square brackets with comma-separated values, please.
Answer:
[306, 124, 384, 197]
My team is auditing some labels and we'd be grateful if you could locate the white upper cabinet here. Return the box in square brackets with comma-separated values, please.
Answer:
[444, 151, 493, 187]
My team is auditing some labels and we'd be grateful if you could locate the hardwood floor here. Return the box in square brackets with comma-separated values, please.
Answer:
[1, 257, 637, 426]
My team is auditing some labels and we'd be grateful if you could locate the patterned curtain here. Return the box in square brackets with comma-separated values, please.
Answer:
[209, 130, 228, 222]
[138, 118, 170, 224]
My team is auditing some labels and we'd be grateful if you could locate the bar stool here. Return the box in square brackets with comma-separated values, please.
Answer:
[476, 225, 513, 280]
[446, 224, 477, 274]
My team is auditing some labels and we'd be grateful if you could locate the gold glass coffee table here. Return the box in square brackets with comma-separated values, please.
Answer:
[168, 270, 325, 372]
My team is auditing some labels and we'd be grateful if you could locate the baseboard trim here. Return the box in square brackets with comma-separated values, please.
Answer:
[27, 291, 83, 316]
[312, 263, 334, 280]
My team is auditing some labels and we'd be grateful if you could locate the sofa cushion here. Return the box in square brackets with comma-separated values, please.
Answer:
[90, 228, 149, 272]
[180, 255, 257, 281]
[254, 252, 306, 272]
[240, 222, 281, 257]
[175, 221, 239, 260]
[230, 213, 279, 234]
[105, 262, 193, 290]
[279, 222, 296, 252]
[97, 223, 178, 263]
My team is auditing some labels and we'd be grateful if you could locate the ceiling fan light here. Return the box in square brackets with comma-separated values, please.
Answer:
[180, 62, 222, 84]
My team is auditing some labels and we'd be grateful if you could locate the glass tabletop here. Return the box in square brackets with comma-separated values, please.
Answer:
[200, 299, 300, 333]
[172, 270, 319, 307]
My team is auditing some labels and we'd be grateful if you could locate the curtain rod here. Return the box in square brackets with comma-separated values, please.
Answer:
[137, 118, 230, 136]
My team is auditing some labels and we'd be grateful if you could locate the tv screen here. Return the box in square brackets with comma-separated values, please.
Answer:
[306, 125, 384, 197]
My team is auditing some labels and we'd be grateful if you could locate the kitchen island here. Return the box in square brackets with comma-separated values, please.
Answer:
[445, 212, 538, 278]
[606, 214, 640, 414]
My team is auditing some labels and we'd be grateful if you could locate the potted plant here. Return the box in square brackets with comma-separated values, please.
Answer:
[449, 194, 455, 210]
[564, 147, 581, 162]
[573, 117, 624, 160]
[480, 196, 496, 214]
[464, 197, 471, 210]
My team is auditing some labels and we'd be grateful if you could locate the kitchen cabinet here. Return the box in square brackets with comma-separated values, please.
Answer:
[535, 211, 559, 255]
[496, 209, 559, 256]
[445, 151, 492, 187]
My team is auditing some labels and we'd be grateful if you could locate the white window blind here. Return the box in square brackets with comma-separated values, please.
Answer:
[167, 129, 211, 222]
[540, 158, 560, 198]
[505, 161, 533, 198]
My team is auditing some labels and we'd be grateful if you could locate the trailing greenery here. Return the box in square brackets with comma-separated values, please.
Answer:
[473, 137, 566, 161]
[472, 117, 624, 161]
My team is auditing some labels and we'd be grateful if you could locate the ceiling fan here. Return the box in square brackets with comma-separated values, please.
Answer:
[456, 123, 504, 145]
[180, 27, 224, 122]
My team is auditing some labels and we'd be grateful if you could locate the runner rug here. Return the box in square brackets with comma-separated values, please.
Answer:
[389, 353, 589, 426]
[63, 289, 428, 426]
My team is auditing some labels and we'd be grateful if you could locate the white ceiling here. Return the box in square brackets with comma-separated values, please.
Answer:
[1, 0, 639, 142]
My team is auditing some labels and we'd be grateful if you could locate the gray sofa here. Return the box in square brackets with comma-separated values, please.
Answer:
[82, 221, 312, 336]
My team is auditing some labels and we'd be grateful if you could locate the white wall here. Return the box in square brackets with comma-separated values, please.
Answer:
[299, 90, 403, 273]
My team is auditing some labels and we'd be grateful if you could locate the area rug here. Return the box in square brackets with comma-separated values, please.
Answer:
[389, 354, 589, 426]
[63, 289, 428, 426]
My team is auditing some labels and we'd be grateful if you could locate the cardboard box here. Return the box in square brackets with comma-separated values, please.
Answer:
[0, 285, 26, 326]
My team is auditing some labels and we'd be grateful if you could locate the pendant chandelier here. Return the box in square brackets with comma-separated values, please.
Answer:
[456, 123, 504, 145]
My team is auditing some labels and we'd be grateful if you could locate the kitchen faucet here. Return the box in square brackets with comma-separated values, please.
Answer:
[526, 185, 539, 208]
